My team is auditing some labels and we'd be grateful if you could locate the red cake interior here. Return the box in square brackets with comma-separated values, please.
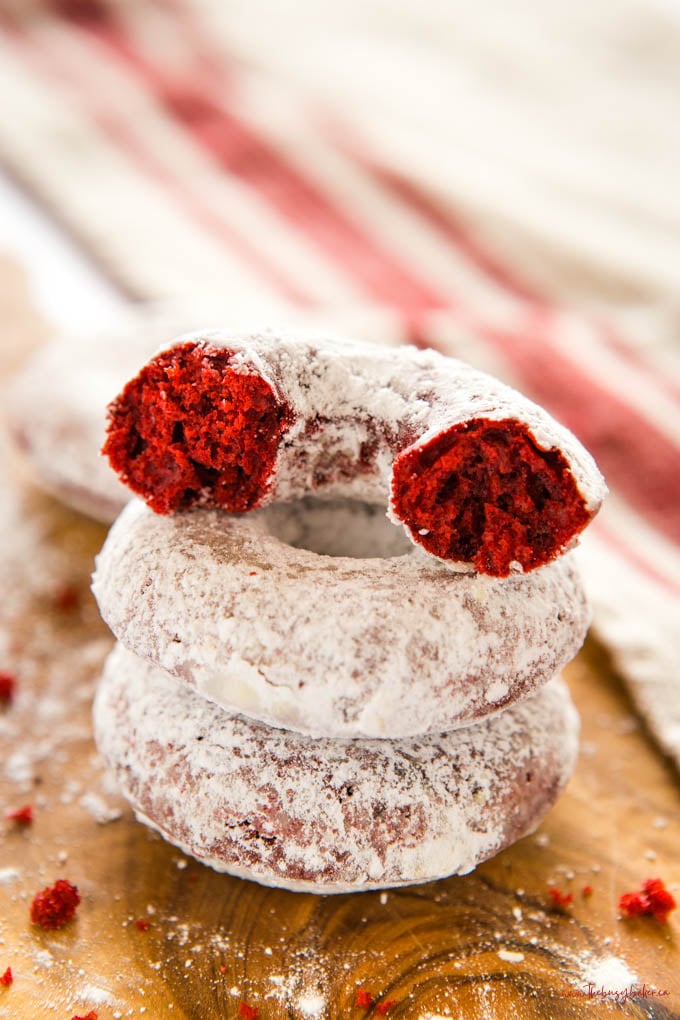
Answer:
[103, 343, 291, 514]
[391, 419, 590, 576]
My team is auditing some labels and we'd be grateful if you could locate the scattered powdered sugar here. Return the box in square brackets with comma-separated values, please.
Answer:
[79, 983, 116, 1005]
[35, 694, 68, 722]
[296, 990, 327, 1015]
[4, 748, 35, 787]
[0, 431, 139, 1008]
[264, 956, 334, 1015]
[497, 949, 525, 963]
[32, 948, 55, 970]
[581, 955, 638, 992]
[78, 791, 123, 825]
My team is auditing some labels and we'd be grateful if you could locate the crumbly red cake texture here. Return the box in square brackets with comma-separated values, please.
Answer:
[102, 330, 605, 576]
[30, 879, 81, 930]
[391, 419, 590, 574]
[103, 344, 292, 515]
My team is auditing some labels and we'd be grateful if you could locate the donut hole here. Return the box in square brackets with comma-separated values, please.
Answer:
[391, 418, 590, 576]
[103, 342, 292, 514]
[261, 498, 413, 559]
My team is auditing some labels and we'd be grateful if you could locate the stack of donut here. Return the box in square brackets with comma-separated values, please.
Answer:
[92, 329, 605, 893]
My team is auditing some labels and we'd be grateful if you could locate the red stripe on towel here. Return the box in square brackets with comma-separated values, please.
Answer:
[347, 152, 680, 403]
[75, 18, 450, 315]
[0, 16, 311, 305]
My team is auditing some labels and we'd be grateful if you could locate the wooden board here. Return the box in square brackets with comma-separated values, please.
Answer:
[1, 265, 679, 1020]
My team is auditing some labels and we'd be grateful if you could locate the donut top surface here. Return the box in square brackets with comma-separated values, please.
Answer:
[103, 328, 606, 576]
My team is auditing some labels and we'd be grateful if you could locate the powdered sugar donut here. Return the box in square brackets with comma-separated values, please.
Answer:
[94, 643, 580, 893]
[103, 329, 606, 576]
[92, 497, 590, 739]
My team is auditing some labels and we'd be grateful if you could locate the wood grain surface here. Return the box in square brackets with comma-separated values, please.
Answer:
[1, 263, 679, 1020]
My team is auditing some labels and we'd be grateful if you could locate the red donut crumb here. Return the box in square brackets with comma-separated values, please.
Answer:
[53, 583, 80, 612]
[103, 343, 292, 515]
[376, 1000, 397, 1015]
[30, 879, 81, 930]
[619, 878, 677, 924]
[70, 1012, 98, 1020]
[238, 1004, 259, 1019]
[548, 887, 573, 909]
[5, 804, 34, 825]
[581, 884, 593, 898]
[134, 918, 150, 931]
[392, 419, 590, 576]
[0, 672, 17, 705]
[0, 967, 12, 987]
[355, 989, 375, 1008]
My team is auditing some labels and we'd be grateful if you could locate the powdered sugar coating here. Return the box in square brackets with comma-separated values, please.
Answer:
[92, 498, 591, 739]
[138, 327, 605, 572]
[94, 644, 580, 893]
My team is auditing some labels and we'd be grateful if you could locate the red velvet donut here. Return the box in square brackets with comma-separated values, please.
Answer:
[94, 643, 580, 893]
[103, 329, 606, 576]
[92, 497, 590, 739]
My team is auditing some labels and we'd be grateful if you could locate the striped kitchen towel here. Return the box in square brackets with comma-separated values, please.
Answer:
[1, 0, 679, 763]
